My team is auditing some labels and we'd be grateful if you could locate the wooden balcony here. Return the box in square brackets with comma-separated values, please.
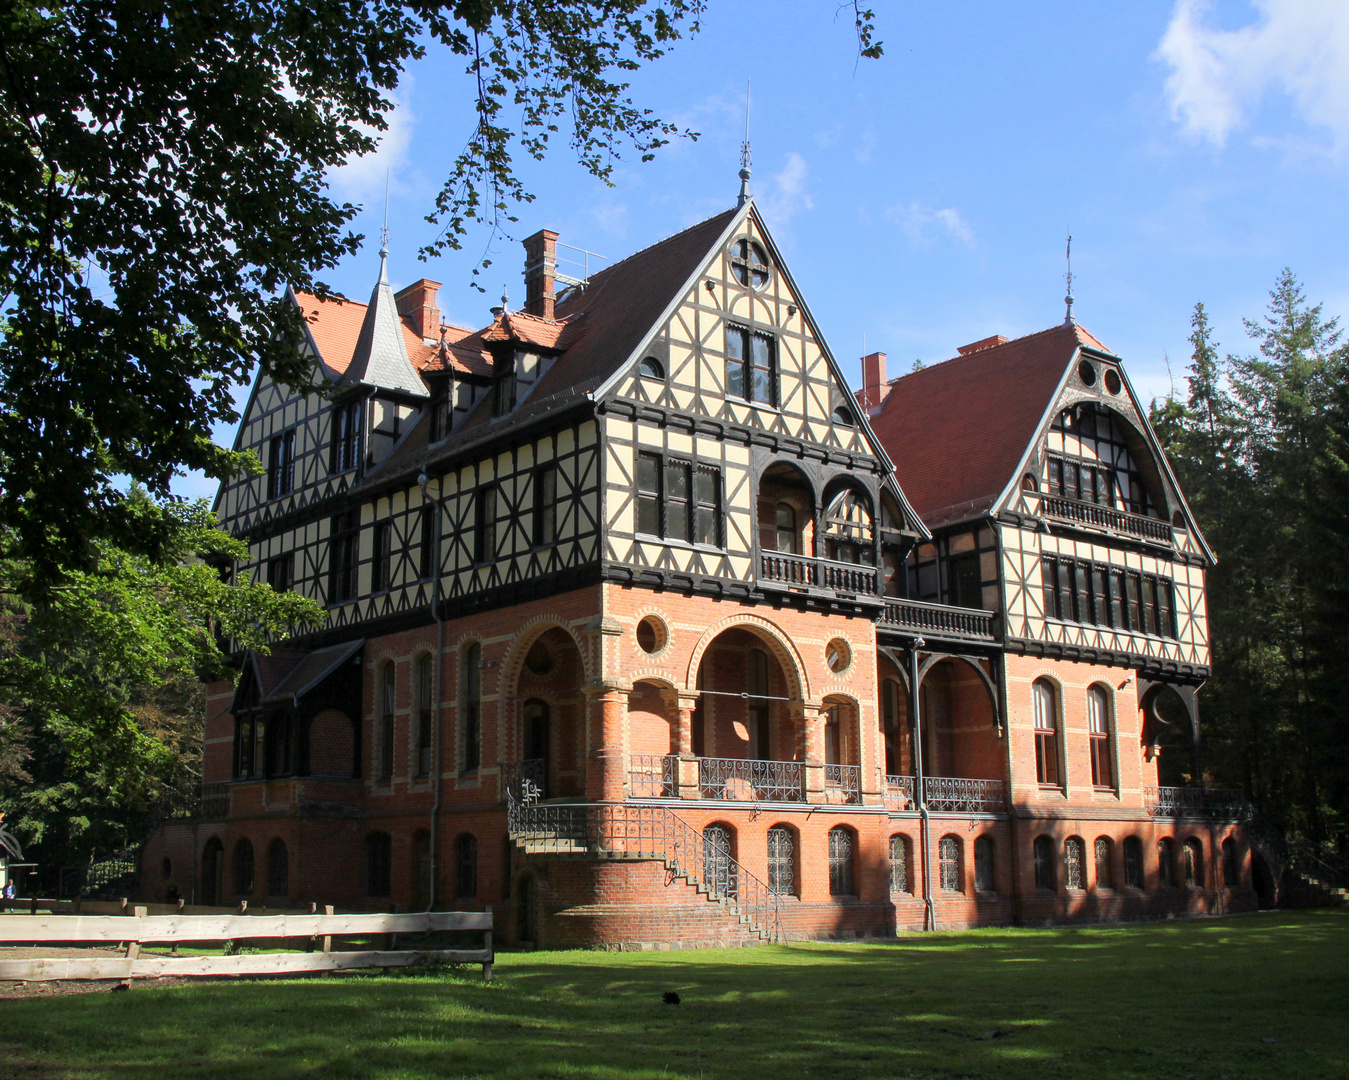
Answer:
[1040, 494, 1173, 544]
[758, 553, 879, 597]
[878, 597, 997, 644]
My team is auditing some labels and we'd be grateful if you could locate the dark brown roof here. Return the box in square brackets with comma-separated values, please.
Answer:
[870, 322, 1107, 528]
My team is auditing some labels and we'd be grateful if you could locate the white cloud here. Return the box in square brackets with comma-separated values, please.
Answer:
[886, 202, 975, 248]
[326, 92, 416, 205]
[1156, 0, 1349, 150]
[757, 153, 815, 227]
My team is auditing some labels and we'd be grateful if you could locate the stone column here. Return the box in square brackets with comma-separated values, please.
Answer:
[665, 690, 702, 799]
[798, 702, 827, 803]
[585, 681, 630, 802]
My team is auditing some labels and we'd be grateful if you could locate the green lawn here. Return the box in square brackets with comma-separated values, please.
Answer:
[2, 912, 1346, 1080]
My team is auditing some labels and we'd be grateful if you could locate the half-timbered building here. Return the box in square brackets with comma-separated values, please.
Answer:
[143, 195, 1256, 945]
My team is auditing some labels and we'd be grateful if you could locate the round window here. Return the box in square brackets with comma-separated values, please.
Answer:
[524, 640, 554, 675]
[825, 638, 852, 674]
[729, 239, 770, 290]
[1104, 368, 1122, 395]
[636, 616, 667, 655]
[1077, 360, 1097, 387]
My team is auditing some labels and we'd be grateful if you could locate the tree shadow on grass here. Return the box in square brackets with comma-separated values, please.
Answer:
[0, 913, 1345, 1080]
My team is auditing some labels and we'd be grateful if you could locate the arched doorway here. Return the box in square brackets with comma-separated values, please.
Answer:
[1252, 852, 1278, 909]
[522, 699, 551, 797]
[510, 626, 586, 799]
[201, 837, 224, 906]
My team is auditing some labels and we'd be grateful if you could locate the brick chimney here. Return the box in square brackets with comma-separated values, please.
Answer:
[855, 351, 890, 413]
[394, 279, 442, 343]
[522, 229, 559, 320]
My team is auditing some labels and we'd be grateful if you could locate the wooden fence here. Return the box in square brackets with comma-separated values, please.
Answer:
[0, 906, 494, 984]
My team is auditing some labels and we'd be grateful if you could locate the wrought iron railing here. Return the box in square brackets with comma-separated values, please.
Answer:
[629, 754, 676, 798]
[923, 776, 1008, 814]
[883, 773, 917, 810]
[823, 764, 861, 804]
[699, 757, 805, 802]
[759, 552, 817, 587]
[200, 782, 231, 819]
[81, 847, 140, 896]
[500, 759, 546, 803]
[1040, 494, 1173, 543]
[879, 598, 996, 642]
[1144, 786, 1252, 820]
[506, 795, 782, 941]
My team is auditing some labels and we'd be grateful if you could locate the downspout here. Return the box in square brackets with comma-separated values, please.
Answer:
[419, 473, 446, 912]
[910, 639, 934, 932]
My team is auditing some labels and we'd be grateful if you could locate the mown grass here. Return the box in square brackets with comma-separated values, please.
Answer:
[2, 911, 1346, 1080]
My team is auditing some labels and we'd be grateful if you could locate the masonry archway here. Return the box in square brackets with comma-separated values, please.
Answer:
[506, 624, 587, 799]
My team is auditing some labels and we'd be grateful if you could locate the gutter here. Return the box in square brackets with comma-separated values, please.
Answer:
[910, 640, 935, 931]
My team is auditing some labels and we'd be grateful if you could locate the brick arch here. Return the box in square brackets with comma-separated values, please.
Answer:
[684, 614, 811, 702]
[498, 616, 591, 697]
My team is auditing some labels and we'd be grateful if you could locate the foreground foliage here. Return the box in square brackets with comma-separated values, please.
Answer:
[0, 913, 1344, 1079]
[1151, 272, 1349, 850]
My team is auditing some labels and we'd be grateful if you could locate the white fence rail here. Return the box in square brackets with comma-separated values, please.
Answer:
[0, 907, 494, 983]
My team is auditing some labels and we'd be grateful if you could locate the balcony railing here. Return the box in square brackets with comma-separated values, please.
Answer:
[698, 757, 806, 802]
[629, 754, 676, 798]
[879, 598, 996, 643]
[883, 774, 917, 810]
[500, 759, 546, 803]
[200, 782, 231, 819]
[758, 553, 878, 596]
[923, 776, 1008, 814]
[1040, 495, 1173, 544]
[1144, 786, 1252, 820]
[823, 764, 861, 804]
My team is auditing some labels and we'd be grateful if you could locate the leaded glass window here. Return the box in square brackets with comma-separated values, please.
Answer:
[768, 826, 794, 897]
[703, 825, 734, 899]
[828, 827, 854, 896]
[729, 239, 769, 289]
[1095, 837, 1113, 889]
[939, 836, 962, 892]
[1065, 837, 1085, 890]
[889, 834, 910, 894]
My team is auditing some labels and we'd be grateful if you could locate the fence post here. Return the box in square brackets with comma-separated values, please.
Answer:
[482, 905, 493, 983]
[322, 905, 334, 955]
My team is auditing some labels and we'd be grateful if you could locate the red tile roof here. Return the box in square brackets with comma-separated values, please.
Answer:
[870, 323, 1107, 528]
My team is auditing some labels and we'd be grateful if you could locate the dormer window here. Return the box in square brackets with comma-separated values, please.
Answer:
[493, 349, 549, 417]
[330, 400, 360, 474]
[729, 239, 769, 289]
[639, 357, 665, 380]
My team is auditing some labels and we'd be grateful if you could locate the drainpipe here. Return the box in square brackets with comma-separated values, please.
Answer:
[910, 639, 934, 932]
[419, 473, 446, 912]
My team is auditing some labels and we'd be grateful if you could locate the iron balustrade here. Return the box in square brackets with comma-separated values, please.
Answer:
[923, 776, 1008, 814]
[629, 755, 676, 798]
[759, 552, 817, 587]
[823, 764, 862, 804]
[1144, 786, 1252, 820]
[200, 782, 230, 819]
[879, 598, 996, 642]
[505, 794, 783, 942]
[500, 759, 546, 803]
[883, 774, 917, 810]
[1039, 495, 1174, 544]
[698, 757, 806, 802]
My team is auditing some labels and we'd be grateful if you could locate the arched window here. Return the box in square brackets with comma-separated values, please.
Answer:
[233, 838, 255, 897]
[366, 831, 392, 897]
[974, 836, 995, 892]
[767, 826, 795, 897]
[1033, 679, 1060, 786]
[456, 833, 478, 899]
[822, 487, 874, 565]
[1158, 838, 1176, 888]
[462, 644, 482, 772]
[1123, 836, 1144, 889]
[1064, 837, 1085, 890]
[832, 405, 855, 427]
[1183, 838, 1203, 888]
[829, 827, 855, 896]
[1094, 836, 1113, 889]
[703, 824, 734, 900]
[1033, 835, 1055, 891]
[881, 679, 902, 776]
[266, 839, 288, 898]
[889, 834, 911, 894]
[939, 836, 962, 893]
[1222, 838, 1239, 888]
[379, 661, 396, 782]
[774, 502, 798, 555]
[201, 838, 224, 906]
[415, 654, 434, 778]
[638, 356, 665, 380]
[1088, 685, 1113, 788]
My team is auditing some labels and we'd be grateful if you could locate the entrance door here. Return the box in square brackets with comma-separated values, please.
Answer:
[523, 699, 550, 798]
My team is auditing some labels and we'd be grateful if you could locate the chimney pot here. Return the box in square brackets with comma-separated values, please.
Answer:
[394, 279, 442, 343]
[523, 229, 559, 320]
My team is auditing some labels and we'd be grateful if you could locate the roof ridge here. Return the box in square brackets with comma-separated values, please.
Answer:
[577, 206, 737, 285]
[887, 322, 1085, 387]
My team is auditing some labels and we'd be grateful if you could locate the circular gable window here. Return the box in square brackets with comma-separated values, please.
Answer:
[636, 616, 667, 655]
[1078, 360, 1097, 387]
[730, 239, 770, 290]
[826, 638, 852, 674]
[1104, 368, 1122, 395]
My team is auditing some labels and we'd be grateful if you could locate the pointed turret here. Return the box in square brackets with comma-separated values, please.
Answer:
[342, 247, 428, 397]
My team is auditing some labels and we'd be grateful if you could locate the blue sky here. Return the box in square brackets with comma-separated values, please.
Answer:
[177, 0, 1349, 498]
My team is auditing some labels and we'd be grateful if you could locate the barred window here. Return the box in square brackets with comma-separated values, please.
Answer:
[828, 827, 855, 896]
[1095, 836, 1113, 889]
[1123, 836, 1145, 889]
[1033, 835, 1055, 891]
[889, 834, 911, 894]
[1088, 685, 1113, 789]
[1065, 836, 1085, 890]
[1033, 679, 1060, 786]
[974, 836, 995, 892]
[703, 825, 734, 900]
[767, 826, 795, 897]
[939, 836, 962, 893]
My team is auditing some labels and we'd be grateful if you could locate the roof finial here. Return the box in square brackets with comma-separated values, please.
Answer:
[378, 168, 391, 283]
[1064, 232, 1075, 326]
[737, 79, 753, 207]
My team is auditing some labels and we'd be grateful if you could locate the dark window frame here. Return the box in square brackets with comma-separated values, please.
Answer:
[634, 450, 723, 548]
[266, 553, 294, 593]
[534, 464, 558, 547]
[327, 510, 360, 604]
[473, 484, 498, 565]
[725, 323, 778, 407]
[267, 429, 296, 500]
[371, 520, 393, 593]
[330, 400, 361, 474]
